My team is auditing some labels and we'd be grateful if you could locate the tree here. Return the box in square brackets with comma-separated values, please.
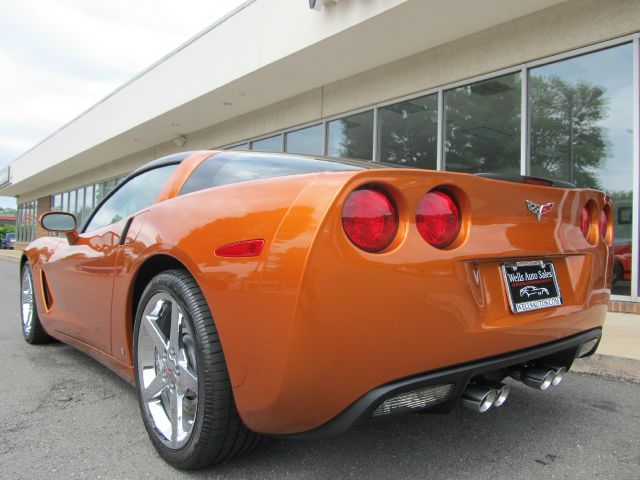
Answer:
[529, 76, 608, 189]
[444, 73, 521, 174]
[0, 224, 15, 237]
[0, 207, 17, 215]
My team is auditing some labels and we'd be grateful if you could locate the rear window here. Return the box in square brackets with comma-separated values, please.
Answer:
[179, 152, 365, 196]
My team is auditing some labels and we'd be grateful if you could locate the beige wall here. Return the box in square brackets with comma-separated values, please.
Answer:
[18, 0, 640, 204]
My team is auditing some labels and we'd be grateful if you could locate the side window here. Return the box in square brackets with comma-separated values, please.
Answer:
[85, 165, 177, 232]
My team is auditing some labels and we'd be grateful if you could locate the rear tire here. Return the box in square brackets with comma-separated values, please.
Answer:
[20, 263, 52, 344]
[133, 269, 263, 469]
[612, 262, 624, 285]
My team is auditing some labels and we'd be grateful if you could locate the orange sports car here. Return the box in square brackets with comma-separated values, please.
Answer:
[20, 150, 612, 469]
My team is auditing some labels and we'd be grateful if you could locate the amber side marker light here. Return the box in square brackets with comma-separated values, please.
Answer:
[416, 190, 461, 248]
[342, 188, 398, 252]
[215, 239, 265, 257]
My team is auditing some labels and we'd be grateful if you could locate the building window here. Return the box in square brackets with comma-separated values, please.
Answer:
[226, 143, 249, 150]
[251, 134, 283, 152]
[327, 110, 374, 160]
[285, 124, 323, 155]
[52, 194, 62, 211]
[75, 188, 85, 226]
[529, 43, 634, 296]
[378, 94, 438, 169]
[16, 200, 37, 243]
[444, 72, 521, 174]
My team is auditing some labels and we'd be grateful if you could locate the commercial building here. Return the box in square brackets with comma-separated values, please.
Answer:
[1, 0, 638, 307]
[0, 215, 16, 227]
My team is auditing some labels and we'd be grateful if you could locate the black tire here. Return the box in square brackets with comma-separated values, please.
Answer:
[20, 263, 53, 344]
[133, 269, 263, 470]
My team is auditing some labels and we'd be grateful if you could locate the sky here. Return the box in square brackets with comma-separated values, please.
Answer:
[0, 0, 246, 209]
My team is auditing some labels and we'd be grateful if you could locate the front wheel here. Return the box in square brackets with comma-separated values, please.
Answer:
[133, 269, 263, 469]
[20, 263, 52, 344]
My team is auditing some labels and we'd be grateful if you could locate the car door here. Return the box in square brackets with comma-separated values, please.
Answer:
[43, 164, 178, 353]
[43, 218, 128, 352]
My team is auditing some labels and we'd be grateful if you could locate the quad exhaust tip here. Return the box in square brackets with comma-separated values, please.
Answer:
[461, 382, 510, 413]
[462, 364, 567, 413]
[514, 365, 566, 390]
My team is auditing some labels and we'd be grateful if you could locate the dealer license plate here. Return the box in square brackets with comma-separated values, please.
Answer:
[501, 260, 562, 313]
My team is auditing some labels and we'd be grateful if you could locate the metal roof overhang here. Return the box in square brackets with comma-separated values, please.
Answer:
[1, 0, 564, 197]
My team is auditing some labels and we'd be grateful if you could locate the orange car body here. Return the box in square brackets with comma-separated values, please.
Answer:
[23, 151, 611, 435]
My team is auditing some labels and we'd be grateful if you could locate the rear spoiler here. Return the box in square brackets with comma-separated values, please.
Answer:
[475, 173, 577, 189]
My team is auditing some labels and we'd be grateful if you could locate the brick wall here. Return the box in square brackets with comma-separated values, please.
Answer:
[35, 196, 51, 239]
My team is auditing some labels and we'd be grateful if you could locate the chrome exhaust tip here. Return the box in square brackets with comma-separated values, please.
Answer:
[520, 366, 556, 390]
[461, 385, 498, 413]
[546, 366, 566, 386]
[492, 383, 510, 407]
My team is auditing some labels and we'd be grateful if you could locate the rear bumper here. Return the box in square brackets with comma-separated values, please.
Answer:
[275, 328, 602, 440]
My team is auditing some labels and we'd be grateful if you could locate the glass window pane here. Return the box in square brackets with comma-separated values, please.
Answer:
[379, 94, 437, 169]
[250, 135, 283, 153]
[85, 185, 94, 210]
[285, 124, 323, 155]
[95, 183, 104, 204]
[81, 185, 94, 228]
[75, 188, 85, 225]
[104, 179, 116, 197]
[327, 111, 374, 160]
[227, 143, 249, 151]
[529, 43, 634, 296]
[62, 192, 68, 212]
[180, 152, 362, 196]
[444, 72, 521, 173]
[68, 190, 76, 217]
[52, 194, 62, 211]
[86, 165, 177, 231]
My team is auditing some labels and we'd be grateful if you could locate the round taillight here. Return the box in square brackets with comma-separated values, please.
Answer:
[416, 190, 461, 248]
[599, 209, 608, 240]
[580, 206, 590, 239]
[342, 188, 398, 252]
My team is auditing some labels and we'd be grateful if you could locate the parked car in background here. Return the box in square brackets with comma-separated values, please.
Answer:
[4, 232, 15, 249]
[19, 151, 612, 469]
[613, 241, 631, 284]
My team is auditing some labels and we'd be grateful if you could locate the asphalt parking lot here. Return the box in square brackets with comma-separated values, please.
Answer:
[1, 259, 639, 479]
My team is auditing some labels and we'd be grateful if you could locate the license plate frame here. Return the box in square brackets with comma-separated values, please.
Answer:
[501, 260, 562, 313]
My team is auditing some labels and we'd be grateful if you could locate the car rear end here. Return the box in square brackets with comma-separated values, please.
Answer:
[240, 168, 611, 436]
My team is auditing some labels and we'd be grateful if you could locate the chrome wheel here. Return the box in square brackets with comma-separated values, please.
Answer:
[21, 267, 34, 337]
[136, 292, 199, 449]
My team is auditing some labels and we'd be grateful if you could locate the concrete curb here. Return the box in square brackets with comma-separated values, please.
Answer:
[572, 354, 640, 383]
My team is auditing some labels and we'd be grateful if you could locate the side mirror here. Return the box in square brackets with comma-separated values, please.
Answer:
[40, 212, 79, 244]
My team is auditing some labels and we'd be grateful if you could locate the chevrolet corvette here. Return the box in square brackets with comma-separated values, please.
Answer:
[20, 150, 612, 469]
